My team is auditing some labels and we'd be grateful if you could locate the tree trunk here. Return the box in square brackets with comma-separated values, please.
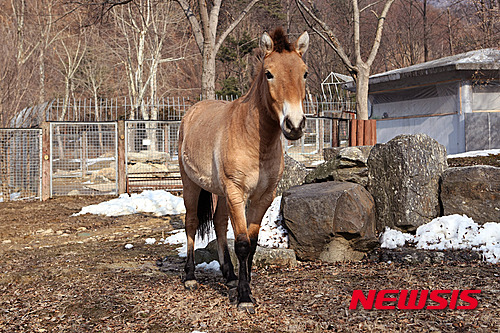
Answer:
[355, 64, 370, 120]
[201, 47, 216, 100]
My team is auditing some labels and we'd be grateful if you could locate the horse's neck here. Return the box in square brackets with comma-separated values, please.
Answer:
[238, 69, 282, 154]
[240, 99, 282, 156]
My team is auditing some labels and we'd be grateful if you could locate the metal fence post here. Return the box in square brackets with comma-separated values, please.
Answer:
[117, 120, 127, 194]
[41, 122, 51, 201]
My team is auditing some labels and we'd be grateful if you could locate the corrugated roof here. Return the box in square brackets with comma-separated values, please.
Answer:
[345, 48, 500, 89]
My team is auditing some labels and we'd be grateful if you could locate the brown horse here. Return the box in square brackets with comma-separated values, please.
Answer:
[178, 28, 309, 313]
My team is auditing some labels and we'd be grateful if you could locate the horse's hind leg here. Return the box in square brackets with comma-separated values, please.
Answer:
[214, 196, 237, 287]
[180, 174, 201, 290]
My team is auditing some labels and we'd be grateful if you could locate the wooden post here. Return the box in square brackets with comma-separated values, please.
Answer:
[117, 120, 127, 194]
[370, 119, 377, 145]
[350, 119, 357, 146]
[41, 122, 51, 201]
[356, 119, 365, 146]
[332, 119, 338, 147]
[364, 119, 372, 146]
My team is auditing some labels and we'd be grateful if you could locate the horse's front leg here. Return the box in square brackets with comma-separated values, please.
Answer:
[246, 193, 274, 282]
[225, 186, 255, 313]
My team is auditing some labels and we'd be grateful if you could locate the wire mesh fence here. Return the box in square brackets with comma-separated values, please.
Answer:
[125, 121, 182, 192]
[0, 129, 41, 202]
[44, 97, 192, 123]
[50, 122, 117, 196]
[2, 96, 357, 199]
[39, 96, 354, 122]
[284, 117, 333, 167]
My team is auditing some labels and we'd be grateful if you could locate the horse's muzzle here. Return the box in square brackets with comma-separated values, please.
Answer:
[282, 115, 306, 140]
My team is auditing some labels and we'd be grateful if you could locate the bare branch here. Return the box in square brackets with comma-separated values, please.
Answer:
[296, 0, 355, 73]
[215, 0, 260, 54]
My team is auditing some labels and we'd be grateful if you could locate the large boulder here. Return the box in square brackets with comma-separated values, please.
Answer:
[276, 155, 308, 196]
[367, 134, 447, 232]
[281, 182, 377, 262]
[306, 146, 372, 186]
[441, 166, 500, 224]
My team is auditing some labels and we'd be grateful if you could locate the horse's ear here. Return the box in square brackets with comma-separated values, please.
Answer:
[295, 31, 309, 57]
[261, 32, 274, 56]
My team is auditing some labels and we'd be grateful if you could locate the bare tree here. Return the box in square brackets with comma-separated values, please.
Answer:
[175, 0, 260, 99]
[55, 31, 87, 121]
[110, 0, 186, 119]
[297, 0, 395, 120]
[34, 0, 67, 105]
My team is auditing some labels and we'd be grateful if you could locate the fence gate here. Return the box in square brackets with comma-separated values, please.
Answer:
[125, 121, 182, 192]
[0, 129, 42, 201]
[50, 122, 117, 196]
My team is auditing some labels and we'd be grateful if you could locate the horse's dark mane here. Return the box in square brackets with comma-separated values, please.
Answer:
[270, 27, 293, 53]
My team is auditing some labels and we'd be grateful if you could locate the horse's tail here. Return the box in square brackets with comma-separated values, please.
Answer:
[197, 189, 214, 239]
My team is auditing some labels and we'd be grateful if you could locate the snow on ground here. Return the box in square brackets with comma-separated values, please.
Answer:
[380, 214, 500, 264]
[0, 192, 21, 203]
[162, 196, 288, 257]
[73, 190, 186, 217]
[74, 181, 500, 264]
[75, 191, 288, 256]
[448, 149, 500, 159]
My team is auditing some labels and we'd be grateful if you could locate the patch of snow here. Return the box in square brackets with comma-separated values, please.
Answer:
[162, 196, 287, 256]
[145, 238, 156, 245]
[73, 190, 185, 217]
[258, 196, 288, 248]
[310, 159, 325, 167]
[0, 192, 22, 203]
[196, 260, 221, 272]
[163, 223, 234, 257]
[380, 214, 500, 264]
[448, 149, 500, 159]
[124, 244, 134, 249]
[380, 227, 414, 249]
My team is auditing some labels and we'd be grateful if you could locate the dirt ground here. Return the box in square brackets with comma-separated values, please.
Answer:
[0, 195, 498, 333]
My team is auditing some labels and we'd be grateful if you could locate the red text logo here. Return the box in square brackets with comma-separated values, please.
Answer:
[349, 290, 481, 310]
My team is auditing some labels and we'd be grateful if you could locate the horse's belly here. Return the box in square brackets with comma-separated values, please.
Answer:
[181, 149, 223, 196]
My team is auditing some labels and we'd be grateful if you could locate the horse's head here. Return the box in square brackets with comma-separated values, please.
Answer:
[260, 28, 309, 140]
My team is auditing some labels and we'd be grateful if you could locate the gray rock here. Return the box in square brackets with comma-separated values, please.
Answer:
[281, 182, 377, 262]
[306, 146, 372, 186]
[441, 166, 500, 224]
[367, 134, 448, 232]
[195, 239, 297, 268]
[323, 146, 373, 165]
[276, 155, 308, 197]
[319, 237, 365, 262]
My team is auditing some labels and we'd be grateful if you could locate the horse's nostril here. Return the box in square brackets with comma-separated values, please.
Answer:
[285, 117, 293, 130]
[300, 116, 306, 129]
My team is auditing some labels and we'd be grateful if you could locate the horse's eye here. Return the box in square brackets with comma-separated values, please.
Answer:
[304, 72, 308, 79]
[265, 71, 274, 80]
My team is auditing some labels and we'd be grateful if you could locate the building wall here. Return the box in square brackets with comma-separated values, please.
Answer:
[375, 114, 465, 154]
[465, 112, 500, 151]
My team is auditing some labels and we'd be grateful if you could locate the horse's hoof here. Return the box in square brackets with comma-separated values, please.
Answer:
[184, 280, 198, 290]
[238, 302, 256, 314]
[226, 280, 238, 288]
